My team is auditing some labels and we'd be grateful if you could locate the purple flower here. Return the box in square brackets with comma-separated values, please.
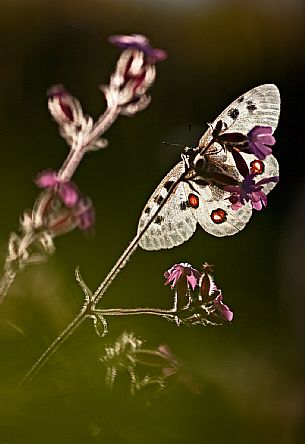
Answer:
[35, 170, 95, 232]
[225, 173, 279, 211]
[164, 263, 201, 312]
[108, 34, 167, 62]
[247, 126, 276, 160]
[35, 170, 79, 208]
[213, 291, 234, 322]
[164, 263, 201, 291]
[105, 34, 167, 114]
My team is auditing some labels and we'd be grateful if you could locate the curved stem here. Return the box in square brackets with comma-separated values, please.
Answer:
[93, 307, 175, 317]
[17, 305, 89, 390]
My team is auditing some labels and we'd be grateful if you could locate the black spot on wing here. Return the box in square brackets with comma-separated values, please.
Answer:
[154, 195, 164, 205]
[228, 108, 239, 120]
[237, 95, 244, 103]
[154, 215, 164, 225]
[144, 207, 151, 214]
[246, 100, 257, 113]
[247, 104, 257, 112]
[164, 180, 175, 191]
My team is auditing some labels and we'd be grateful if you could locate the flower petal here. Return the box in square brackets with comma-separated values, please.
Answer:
[59, 182, 80, 208]
[247, 125, 276, 160]
[109, 34, 167, 62]
[75, 197, 95, 231]
[35, 170, 58, 188]
[213, 292, 234, 322]
[257, 134, 276, 146]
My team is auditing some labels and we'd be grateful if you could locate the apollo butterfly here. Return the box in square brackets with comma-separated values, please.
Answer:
[137, 84, 280, 250]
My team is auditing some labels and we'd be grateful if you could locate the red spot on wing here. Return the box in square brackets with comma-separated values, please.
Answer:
[188, 193, 199, 208]
[211, 208, 227, 224]
[250, 159, 265, 175]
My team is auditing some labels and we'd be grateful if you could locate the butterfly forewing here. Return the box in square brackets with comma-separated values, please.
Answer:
[138, 162, 197, 250]
[199, 84, 280, 152]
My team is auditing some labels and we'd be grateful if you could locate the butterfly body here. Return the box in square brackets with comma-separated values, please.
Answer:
[138, 84, 280, 250]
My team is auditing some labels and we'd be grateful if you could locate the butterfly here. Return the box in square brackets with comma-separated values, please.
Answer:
[137, 84, 280, 250]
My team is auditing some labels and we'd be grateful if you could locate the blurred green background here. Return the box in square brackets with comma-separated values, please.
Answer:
[0, 0, 305, 442]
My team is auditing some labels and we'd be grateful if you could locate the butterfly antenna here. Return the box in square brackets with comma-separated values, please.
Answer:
[162, 141, 185, 148]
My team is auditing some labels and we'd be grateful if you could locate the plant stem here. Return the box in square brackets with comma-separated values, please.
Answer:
[93, 307, 175, 317]
[58, 105, 121, 182]
[17, 173, 184, 387]
[17, 303, 89, 389]
[92, 172, 186, 307]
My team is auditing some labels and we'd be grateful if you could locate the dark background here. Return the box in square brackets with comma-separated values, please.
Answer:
[0, 0, 304, 442]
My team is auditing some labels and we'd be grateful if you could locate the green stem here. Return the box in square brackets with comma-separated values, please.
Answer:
[17, 304, 89, 389]
[93, 307, 175, 317]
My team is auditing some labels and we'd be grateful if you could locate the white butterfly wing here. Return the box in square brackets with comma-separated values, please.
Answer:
[137, 84, 280, 249]
[191, 151, 279, 237]
[192, 182, 253, 237]
[138, 162, 197, 250]
[199, 84, 280, 150]
[242, 152, 279, 194]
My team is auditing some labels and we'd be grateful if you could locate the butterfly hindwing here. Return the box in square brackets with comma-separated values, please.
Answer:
[189, 181, 253, 237]
[138, 162, 197, 250]
[243, 152, 279, 194]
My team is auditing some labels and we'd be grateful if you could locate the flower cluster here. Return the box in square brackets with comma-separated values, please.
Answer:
[0, 33, 167, 302]
[164, 263, 233, 325]
[225, 172, 278, 211]
[35, 170, 95, 234]
[100, 332, 200, 396]
[4, 170, 95, 276]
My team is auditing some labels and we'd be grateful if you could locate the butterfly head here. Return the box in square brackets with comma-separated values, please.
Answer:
[191, 151, 210, 177]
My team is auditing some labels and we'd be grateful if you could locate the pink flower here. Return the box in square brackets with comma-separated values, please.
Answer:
[164, 263, 201, 312]
[213, 291, 234, 322]
[225, 173, 279, 211]
[35, 170, 79, 208]
[164, 263, 200, 291]
[35, 170, 95, 232]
